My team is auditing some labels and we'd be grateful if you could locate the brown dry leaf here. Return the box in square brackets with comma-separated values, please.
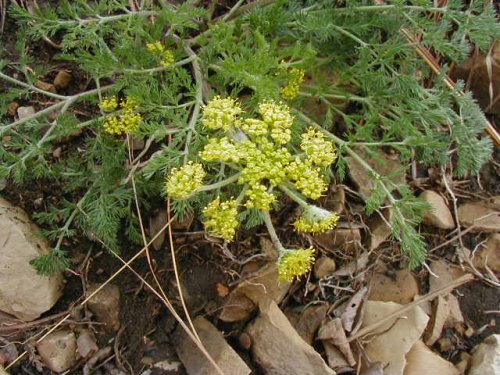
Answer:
[425, 295, 449, 346]
[341, 287, 368, 332]
[404, 341, 459, 375]
[457, 199, 500, 233]
[360, 301, 429, 375]
[330, 252, 369, 277]
[322, 341, 352, 372]
[318, 318, 356, 367]
[361, 362, 384, 375]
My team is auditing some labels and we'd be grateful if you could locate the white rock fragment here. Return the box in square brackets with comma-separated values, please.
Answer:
[469, 334, 500, 375]
[420, 190, 455, 229]
[0, 198, 63, 321]
[36, 330, 77, 373]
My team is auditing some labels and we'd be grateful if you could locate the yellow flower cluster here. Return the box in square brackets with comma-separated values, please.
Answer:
[100, 96, 118, 111]
[294, 205, 339, 233]
[146, 41, 175, 67]
[165, 162, 206, 199]
[200, 137, 241, 163]
[202, 96, 243, 131]
[102, 97, 142, 135]
[258, 101, 294, 145]
[203, 197, 239, 242]
[281, 68, 305, 100]
[245, 183, 276, 210]
[278, 247, 315, 282]
[285, 158, 328, 199]
[301, 128, 337, 167]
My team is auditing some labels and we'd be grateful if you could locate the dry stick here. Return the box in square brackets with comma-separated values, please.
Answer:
[4, 218, 172, 370]
[346, 273, 474, 343]
[126, 137, 202, 344]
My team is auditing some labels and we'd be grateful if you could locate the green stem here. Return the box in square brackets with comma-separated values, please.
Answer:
[333, 5, 449, 13]
[0, 71, 67, 100]
[124, 55, 196, 74]
[261, 210, 285, 253]
[197, 173, 241, 192]
[279, 185, 309, 208]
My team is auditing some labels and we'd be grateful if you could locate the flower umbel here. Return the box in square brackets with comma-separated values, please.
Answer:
[245, 184, 276, 210]
[281, 68, 305, 100]
[202, 96, 243, 131]
[300, 127, 337, 167]
[278, 247, 315, 282]
[294, 205, 339, 233]
[203, 197, 239, 242]
[102, 97, 142, 135]
[100, 96, 118, 111]
[165, 162, 206, 199]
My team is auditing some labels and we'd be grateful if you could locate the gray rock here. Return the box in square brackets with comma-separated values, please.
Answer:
[420, 190, 455, 229]
[87, 283, 120, 331]
[16, 106, 35, 120]
[314, 256, 337, 279]
[469, 334, 500, 375]
[0, 198, 63, 321]
[173, 316, 251, 375]
[36, 330, 77, 373]
[246, 299, 336, 375]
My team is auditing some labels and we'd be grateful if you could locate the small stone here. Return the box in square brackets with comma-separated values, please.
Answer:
[53, 70, 71, 89]
[17, 106, 35, 120]
[76, 329, 98, 358]
[420, 190, 455, 229]
[6, 102, 19, 116]
[149, 210, 168, 250]
[285, 304, 329, 344]
[52, 147, 62, 158]
[313, 256, 337, 279]
[472, 233, 500, 273]
[469, 334, 500, 375]
[367, 209, 392, 250]
[246, 299, 335, 375]
[0, 198, 63, 321]
[36, 330, 77, 373]
[87, 284, 120, 331]
[429, 260, 467, 293]
[173, 316, 251, 375]
[34, 80, 57, 93]
[368, 266, 419, 304]
[238, 333, 252, 350]
[131, 136, 145, 150]
[457, 200, 500, 232]
[314, 228, 361, 253]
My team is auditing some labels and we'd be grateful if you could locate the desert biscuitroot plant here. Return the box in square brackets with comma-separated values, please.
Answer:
[1, 0, 499, 277]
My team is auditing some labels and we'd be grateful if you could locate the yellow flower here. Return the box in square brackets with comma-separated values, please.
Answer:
[281, 68, 305, 100]
[294, 205, 339, 233]
[258, 100, 294, 145]
[286, 158, 328, 199]
[278, 247, 315, 282]
[203, 197, 239, 242]
[300, 128, 336, 167]
[146, 41, 174, 67]
[102, 96, 142, 135]
[165, 162, 206, 199]
[200, 137, 241, 163]
[239, 118, 268, 139]
[245, 183, 276, 210]
[202, 96, 243, 131]
[100, 96, 118, 111]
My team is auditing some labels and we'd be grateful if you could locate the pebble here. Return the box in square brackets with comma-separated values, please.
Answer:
[420, 190, 455, 229]
[87, 283, 121, 331]
[36, 330, 77, 373]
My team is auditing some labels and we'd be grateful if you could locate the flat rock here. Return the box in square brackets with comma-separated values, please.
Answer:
[361, 301, 429, 375]
[87, 283, 120, 331]
[469, 334, 500, 375]
[219, 262, 290, 322]
[420, 191, 455, 229]
[314, 228, 361, 253]
[457, 200, 500, 232]
[285, 304, 329, 344]
[0, 198, 63, 321]
[429, 260, 467, 293]
[368, 266, 419, 304]
[53, 70, 71, 89]
[16, 106, 35, 120]
[472, 233, 500, 273]
[36, 330, 77, 373]
[367, 209, 392, 250]
[173, 316, 251, 375]
[314, 256, 337, 279]
[404, 340, 458, 375]
[246, 299, 336, 375]
[346, 149, 405, 200]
